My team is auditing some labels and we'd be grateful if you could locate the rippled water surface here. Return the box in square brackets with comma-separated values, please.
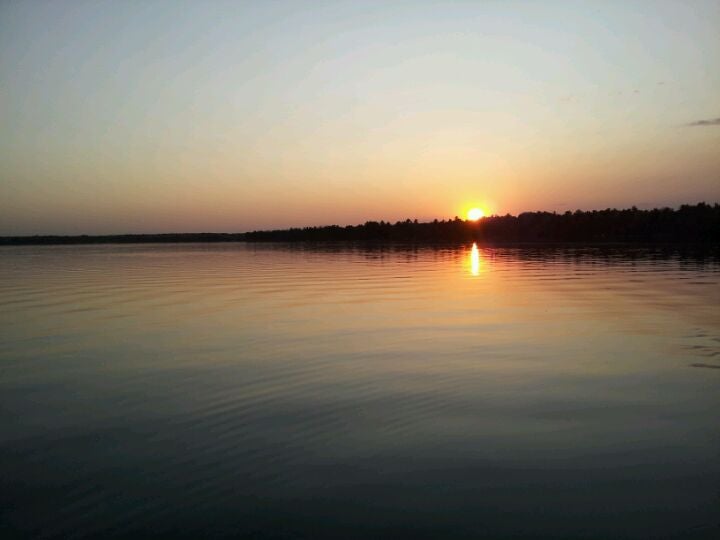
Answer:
[1, 244, 719, 539]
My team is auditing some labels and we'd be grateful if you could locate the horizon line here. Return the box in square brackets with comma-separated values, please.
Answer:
[1, 201, 718, 240]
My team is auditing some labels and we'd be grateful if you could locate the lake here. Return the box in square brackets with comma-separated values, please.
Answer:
[1, 243, 719, 539]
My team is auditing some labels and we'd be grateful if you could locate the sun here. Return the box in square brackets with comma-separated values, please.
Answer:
[467, 208, 485, 221]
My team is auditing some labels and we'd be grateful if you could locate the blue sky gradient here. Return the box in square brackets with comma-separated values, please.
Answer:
[1, 0, 719, 234]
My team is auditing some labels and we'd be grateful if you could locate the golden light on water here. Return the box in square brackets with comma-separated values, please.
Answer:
[467, 208, 484, 221]
[470, 243, 480, 276]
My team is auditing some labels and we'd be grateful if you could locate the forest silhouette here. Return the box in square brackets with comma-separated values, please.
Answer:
[2, 203, 718, 245]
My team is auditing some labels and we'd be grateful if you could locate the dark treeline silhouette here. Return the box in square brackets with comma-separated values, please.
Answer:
[0, 233, 245, 246]
[1, 203, 718, 245]
[243, 203, 719, 244]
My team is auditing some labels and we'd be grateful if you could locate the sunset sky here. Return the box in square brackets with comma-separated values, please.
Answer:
[1, 0, 719, 235]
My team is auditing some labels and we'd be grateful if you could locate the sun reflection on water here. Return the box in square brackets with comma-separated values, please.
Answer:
[470, 243, 480, 276]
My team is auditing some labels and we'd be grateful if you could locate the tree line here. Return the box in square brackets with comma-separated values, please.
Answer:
[1, 203, 718, 245]
[243, 203, 719, 243]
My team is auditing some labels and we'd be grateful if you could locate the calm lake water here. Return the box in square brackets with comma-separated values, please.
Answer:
[1, 243, 719, 539]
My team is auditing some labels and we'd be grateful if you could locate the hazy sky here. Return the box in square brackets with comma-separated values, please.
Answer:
[1, 0, 719, 234]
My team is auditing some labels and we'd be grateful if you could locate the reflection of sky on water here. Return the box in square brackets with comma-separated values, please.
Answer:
[0, 244, 718, 539]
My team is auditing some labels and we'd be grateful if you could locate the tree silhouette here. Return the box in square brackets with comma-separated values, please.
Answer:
[1, 203, 718, 245]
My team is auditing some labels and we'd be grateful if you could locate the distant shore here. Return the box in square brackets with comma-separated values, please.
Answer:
[2, 203, 718, 246]
[0, 233, 246, 246]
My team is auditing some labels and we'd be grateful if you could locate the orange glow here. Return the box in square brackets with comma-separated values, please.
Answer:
[467, 208, 485, 221]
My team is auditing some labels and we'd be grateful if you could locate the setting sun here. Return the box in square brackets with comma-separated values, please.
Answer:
[467, 208, 485, 221]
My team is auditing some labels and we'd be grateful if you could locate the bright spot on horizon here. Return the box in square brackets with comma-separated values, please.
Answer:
[468, 208, 485, 221]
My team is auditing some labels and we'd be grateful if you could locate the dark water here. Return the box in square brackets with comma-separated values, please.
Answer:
[1, 244, 719, 539]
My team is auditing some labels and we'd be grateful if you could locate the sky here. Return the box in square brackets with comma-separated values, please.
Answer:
[1, 0, 719, 235]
